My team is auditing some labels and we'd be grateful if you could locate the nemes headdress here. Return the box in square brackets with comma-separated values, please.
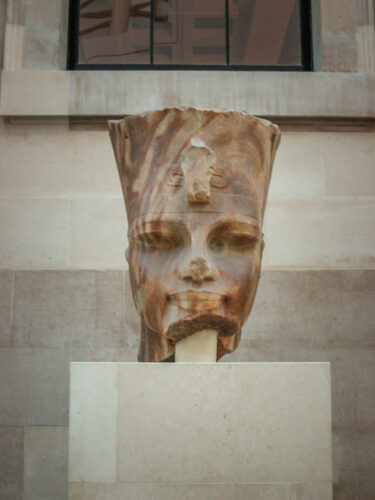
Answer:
[109, 108, 280, 225]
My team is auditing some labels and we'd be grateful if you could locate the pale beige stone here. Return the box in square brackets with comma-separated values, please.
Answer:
[3, 24, 24, 70]
[0, 128, 121, 199]
[269, 132, 323, 200]
[0, 199, 68, 269]
[1, 71, 375, 118]
[223, 346, 359, 433]
[69, 362, 118, 483]
[263, 199, 375, 269]
[175, 329, 218, 362]
[69, 71, 375, 117]
[67, 199, 128, 269]
[0, 70, 69, 115]
[323, 132, 375, 197]
[114, 363, 332, 483]
[24, 426, 68, 500]
[69, 481, 332, 500]
[356, 24, 375, 72]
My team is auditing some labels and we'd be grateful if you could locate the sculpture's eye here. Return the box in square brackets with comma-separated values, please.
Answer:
[136, 231, 180, 250]
[225, 233, 257, 250]
[208, 232, 257, 253]
[208, 237, 225, 252]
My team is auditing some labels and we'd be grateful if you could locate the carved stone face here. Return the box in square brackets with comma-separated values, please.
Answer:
[109, 108, 280, 361]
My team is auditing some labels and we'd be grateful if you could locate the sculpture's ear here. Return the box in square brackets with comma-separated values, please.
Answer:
[269, 124, 281, 175]
[108, 119, 129, 180]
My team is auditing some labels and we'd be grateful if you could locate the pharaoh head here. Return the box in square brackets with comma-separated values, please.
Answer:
[109, 108, 280, 362]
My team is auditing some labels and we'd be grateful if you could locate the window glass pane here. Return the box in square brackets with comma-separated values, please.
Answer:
[229, 0, 302, 66]
[153, 0, 226, 65]
[78, 0, 150, 64]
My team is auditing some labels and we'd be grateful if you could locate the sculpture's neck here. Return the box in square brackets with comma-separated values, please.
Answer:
[175, 330, 218, 362]
[138, 321, 218, 363]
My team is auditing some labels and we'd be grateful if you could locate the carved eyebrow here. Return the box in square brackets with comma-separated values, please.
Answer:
[209, 216, 261, 236]
[129, 217, 187, 238]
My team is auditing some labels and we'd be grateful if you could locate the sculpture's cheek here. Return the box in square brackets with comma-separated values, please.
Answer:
[128, 249, 178, 333]
[215, 250, 262, 325]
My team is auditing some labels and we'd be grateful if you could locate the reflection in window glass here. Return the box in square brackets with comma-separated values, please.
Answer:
[153, 0, 226, 65]
[78, 0, 150, 64]
[73, 0, 307, 68]
[229, 0, 302, 66]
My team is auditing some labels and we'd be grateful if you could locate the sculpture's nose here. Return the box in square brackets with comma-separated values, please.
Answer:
[178, 257, 219, 284]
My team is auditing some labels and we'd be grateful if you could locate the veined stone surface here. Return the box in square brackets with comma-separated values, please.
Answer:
[109, 108, 280, 362]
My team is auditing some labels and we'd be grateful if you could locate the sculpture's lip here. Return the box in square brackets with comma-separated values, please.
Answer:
[168, 290, 225, 301]
[167, 291, 226, 312]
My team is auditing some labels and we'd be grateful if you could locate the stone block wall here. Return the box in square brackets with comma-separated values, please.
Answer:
[0, 122, 374, 499]
[0, 0, 375, 499]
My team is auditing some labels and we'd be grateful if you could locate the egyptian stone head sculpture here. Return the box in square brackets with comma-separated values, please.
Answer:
[109, 108, 280, 362]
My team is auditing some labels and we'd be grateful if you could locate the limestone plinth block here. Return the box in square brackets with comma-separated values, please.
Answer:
[69, 362, 332, 499]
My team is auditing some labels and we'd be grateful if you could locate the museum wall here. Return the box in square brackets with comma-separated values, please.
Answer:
[0, 1, 375, 499]
[0, 0, 5, 69]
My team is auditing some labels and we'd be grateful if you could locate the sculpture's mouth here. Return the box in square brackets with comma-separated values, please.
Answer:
[163, 290, 234, 341]
[167, 291, 227, 313]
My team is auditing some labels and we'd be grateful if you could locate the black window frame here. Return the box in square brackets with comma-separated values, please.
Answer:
[68, 0, 313, 71]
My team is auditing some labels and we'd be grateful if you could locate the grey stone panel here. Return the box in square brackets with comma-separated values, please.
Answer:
[357, 475, 375, 500]
[0, 269, 373, 497]
[320, 0, 358, 71]
[0, 427, 24, 500]
[13, 270, 126, 348]
[0, 347, 136, 426]
[24, 426, 68, 500]
[0, 0, 6, 69]
[0, 270, 14, 347]
[322, 31, 358, 72]
[23, 0, 68, 70]
[12, 269, 375, 350]
[123, 271, 140, 350]
[333, 480, 358, 500]
[243, 270, 375, 348]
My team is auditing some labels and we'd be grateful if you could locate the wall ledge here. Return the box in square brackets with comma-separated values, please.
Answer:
[1, 70, 375, 119]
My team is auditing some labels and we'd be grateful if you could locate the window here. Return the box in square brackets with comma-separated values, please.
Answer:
[68, 0, 312, 70]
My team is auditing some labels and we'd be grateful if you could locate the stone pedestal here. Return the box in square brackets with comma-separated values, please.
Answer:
[68, 362, 332, 500]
